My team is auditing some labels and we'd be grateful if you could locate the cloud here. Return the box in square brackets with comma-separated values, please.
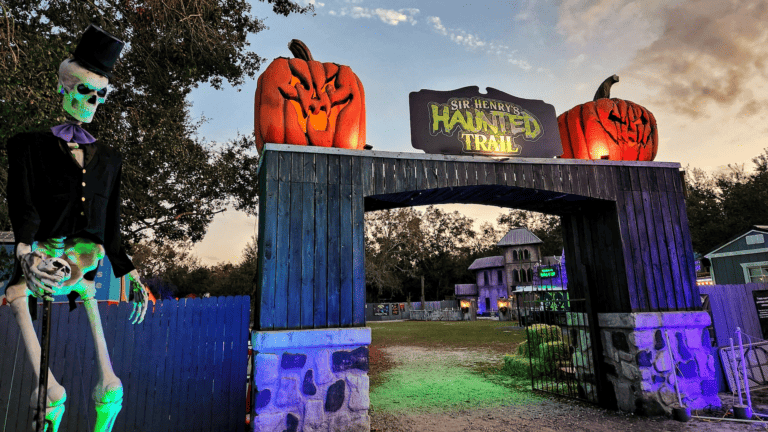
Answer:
[568, 53, 586, 68]
[557, 0, 664, 46]
[426, 16, 533, 71]
[622, 0, 768, 118]
[329, 6, 419, 25]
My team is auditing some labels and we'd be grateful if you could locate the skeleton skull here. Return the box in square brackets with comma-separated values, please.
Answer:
[57, 59, 109, 123]
[37, 257, 72, 282]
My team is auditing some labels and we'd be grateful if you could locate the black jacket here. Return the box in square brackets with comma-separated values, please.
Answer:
[6, 131, 135, 281]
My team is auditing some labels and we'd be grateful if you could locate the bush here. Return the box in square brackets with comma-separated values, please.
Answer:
[538, 341, 570, 363]
[502, 354, 552, 379]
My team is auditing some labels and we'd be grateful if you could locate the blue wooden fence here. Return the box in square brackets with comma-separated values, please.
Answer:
[0, 296, 250, 432]
[699, 283, 768, 391]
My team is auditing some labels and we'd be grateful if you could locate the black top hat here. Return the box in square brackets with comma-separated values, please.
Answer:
[73, 24, 125, 78]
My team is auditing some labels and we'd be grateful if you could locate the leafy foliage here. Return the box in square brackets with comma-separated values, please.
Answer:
[364, 206, 501, 302]
[0, 0, 311, 246]
[685, 148, 768, 255]
[134, 234, 258, 298]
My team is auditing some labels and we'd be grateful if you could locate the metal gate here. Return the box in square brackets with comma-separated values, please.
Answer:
[515, 263, 599, 403]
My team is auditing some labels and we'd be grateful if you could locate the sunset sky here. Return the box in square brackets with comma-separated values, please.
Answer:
[189, 0, 768, 265]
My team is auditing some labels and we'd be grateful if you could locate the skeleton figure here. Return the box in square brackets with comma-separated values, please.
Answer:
[4, 25, 148, 432]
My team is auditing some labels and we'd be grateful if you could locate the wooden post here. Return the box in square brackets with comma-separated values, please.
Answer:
[421, 275, 425, 308]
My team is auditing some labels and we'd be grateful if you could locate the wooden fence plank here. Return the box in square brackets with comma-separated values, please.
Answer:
[352, 184, 365, 327]
[340, 183, 353, 327]
[327, 183, 341, 327]
[212, 297, 228, 431]
[257, 177, 278, 330]
[288, 182, 303, 329]
[0, 307, 17, 427]
[274, 180, 291, 330]
[302, 182, 316, 329]
[222, 297, 236, 432]
[199, 297, 216, 432]
[361, 157, 373, 196]
[314, 181, 328, 328]
[236, 296, 250, 432]
[159, 299, 178, 431]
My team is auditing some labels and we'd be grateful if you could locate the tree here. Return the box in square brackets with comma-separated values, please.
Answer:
[364, 206, 488, 302]
[685, 149, 768, 255]
[0, 0, 311, 247]
[497, 210, 563, 257]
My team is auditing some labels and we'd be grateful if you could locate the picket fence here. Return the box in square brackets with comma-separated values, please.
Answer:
[0, 295, 250, 432]
[699, 283, 768, 391]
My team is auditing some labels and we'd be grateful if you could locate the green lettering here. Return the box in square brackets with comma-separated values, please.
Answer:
[431, 104, 450, 133]
[524, 115, 541, 139]
[448, 109, 467, 131]
[476, 134, 489, 151]
[462, 133, 474, 151]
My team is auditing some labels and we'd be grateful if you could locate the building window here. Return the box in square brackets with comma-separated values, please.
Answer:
[497, 270, 503, 284]
[513, 270, 519, 283]
[520, 269, 527, 283]
[484, 271, 489, 285]
[742, 261, 768, 284]
[748, 265, 768, 283]
[485, 297, 491, 312]
[527, 268, 534, 281]
[523, 249, 530, 260]
[512, 250, 518, 261]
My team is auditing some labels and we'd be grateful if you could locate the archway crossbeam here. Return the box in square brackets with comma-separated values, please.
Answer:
[255, 144, 699, 331]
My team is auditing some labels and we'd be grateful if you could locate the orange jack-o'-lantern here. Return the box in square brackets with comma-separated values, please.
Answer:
[557, 75, 658, 161]
[254, 40, 366, 153]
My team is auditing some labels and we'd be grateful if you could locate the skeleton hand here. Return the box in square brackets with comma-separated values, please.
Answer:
[127, 269, 148, 324]
[17, 242, 62, 301]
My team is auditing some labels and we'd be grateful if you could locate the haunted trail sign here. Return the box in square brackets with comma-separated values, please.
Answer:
[409, 86, 563, 157]
[753, 290, 768, 339]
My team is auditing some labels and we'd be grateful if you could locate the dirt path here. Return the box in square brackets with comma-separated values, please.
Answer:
[369, 346, 768, 432]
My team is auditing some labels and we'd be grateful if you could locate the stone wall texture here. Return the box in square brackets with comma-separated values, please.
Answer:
[599, 312, 721, 415]
[253, 329, 371, 432]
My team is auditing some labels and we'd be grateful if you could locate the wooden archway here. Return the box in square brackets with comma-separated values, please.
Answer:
[255, 144, 699, 331]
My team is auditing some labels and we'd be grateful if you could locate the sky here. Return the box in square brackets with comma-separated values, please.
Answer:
[188, 0, 768, 265]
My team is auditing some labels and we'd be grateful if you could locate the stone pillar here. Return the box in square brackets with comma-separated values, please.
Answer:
[598, 312, 721, 415]
[252, 328, 371, 432]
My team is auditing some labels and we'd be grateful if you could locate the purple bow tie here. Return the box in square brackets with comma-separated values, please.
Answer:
[51, 123, 96, 144]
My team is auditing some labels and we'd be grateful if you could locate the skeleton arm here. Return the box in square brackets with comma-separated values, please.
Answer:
[126, 269, 148, 324]
[16, 243, 63, 300]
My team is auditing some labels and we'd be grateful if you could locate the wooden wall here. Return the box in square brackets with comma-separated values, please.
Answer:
[255, 145, 701, 330]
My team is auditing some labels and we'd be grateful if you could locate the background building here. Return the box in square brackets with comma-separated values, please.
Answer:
[705, 225, 768, 285]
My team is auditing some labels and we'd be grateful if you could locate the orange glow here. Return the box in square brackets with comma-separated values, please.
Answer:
[497, 298, 510, 309]
[589, 143, 609, 160]
[460, 300, 471, 308]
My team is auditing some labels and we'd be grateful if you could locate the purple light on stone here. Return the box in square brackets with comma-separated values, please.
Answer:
[676, 360, 698, 379]
[636, 350, 653, 367]
[654, 330, 665, 350]
[674, 333, 692, 360]
[332, 347, 369, 373]
[325, 380, 345, 412]
[652, 375, 665, 384]
[303, 370, 317, 396]
[286, 413, 299, 432]
[255, 389, 272, 409]
[281, 353, 307, 369]
[701, 379, 718, 396]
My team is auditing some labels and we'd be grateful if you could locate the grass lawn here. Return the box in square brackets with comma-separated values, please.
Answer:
[368, 320, 541, 413]
[369, 320, 527, 354]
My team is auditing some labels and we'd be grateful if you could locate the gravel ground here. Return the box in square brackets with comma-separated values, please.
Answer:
[369, 345, 768, 432]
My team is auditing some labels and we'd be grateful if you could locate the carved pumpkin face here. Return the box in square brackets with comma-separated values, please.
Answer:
[557, 75, 658, 161]
[254, 40, 366, 153]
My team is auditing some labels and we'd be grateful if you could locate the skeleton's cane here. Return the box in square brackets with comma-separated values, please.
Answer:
[35, 296, 53, 432]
